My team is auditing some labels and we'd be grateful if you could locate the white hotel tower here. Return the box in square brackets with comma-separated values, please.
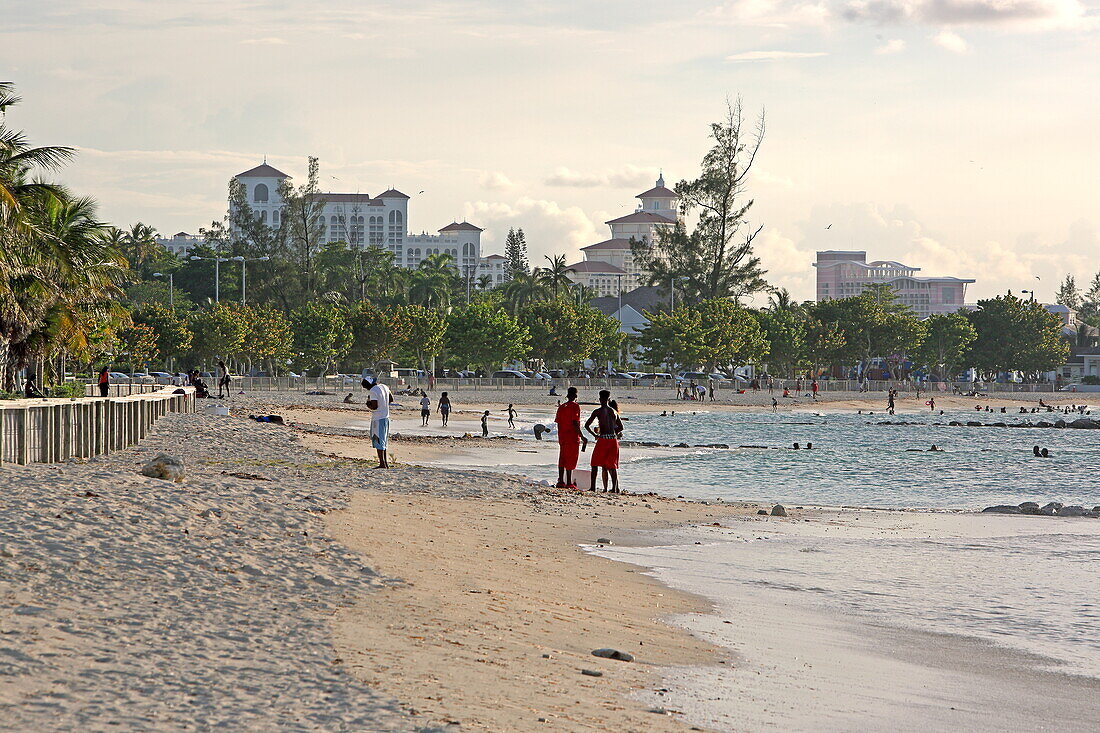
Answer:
[230, 163, 484, 274]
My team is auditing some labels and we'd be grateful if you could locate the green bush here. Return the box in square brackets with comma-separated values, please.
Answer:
[53, 381, 88, 398]
[1082, 375, 1100, 386]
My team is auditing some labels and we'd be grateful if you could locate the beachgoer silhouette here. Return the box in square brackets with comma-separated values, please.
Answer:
[585, 389, 623, 493]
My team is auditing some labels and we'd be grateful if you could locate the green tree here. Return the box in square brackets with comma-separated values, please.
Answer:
[756, 308, 805, 378]
[410, 253, 458, 308]
[244, 306, 294, 374]
[1056, 274, 1081, 310]
[398, 304, 447, 373]
[116, 322, 158, 373]
[189, 302, 250, 366]
[347, 302, 408, 369]
[915, 312, 976, 380]
[635, 308, 709, 370]
[695, 298, 768, 371]
[445, 300, 529, 371]
[504, 227, 529, 278]
[966, 294, 1069, 379]
[536, 254, 575, 297]
[1080, 272, 1100, 325]
[631, 99, 769, 304]
[801, 316, 847, 376]
[501, 271, 550, 314]
[279, 157, 327, 300]
[290, 301, 351, 375]
[133, 304, 193, 368]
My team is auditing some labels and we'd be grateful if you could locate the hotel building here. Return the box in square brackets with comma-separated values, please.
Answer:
[813, 250, 974, 317]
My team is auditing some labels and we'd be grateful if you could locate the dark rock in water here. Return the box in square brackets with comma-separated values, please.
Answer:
[1056, 505, 1088, 517]
[1093, 506, 1100, 514]
[966, 421, 983, 427]
[674, 443, 690, 448]
[592, 648, 634, 662]
[757, 509, 768, 515]
[992, 422, 1007, 428]
[770, 504, 788, 517]
[1018, 502, 1041, 515]
[1039, 502, 1063, 516]
[1069, 418, 1096, 429]
[596, 537, 611, 545]
[1055, 419, 1067, 428]
[1036, 421, 1053, 428]
[949, 421, 962, 426]
[580, 669, 603, 677]
[982, 505, 1022, 514]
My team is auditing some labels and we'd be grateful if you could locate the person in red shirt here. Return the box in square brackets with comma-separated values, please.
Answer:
[811, 379, 819, 400]
[554, 387, 583, 488]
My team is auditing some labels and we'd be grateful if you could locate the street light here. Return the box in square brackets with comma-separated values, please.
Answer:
[190, 254, 230, 302]
[231, 255, 270, 304]
[152, 272, 174, 311]
[1021, 289, 1036, 302]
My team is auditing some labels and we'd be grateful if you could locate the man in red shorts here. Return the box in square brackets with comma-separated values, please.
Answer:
[585, 389, 624, 493]
[554, 386, 583, 488]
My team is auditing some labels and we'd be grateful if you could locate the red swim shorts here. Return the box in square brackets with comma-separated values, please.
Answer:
[591, 438, 619, 470]
[558, 435, 580, 470]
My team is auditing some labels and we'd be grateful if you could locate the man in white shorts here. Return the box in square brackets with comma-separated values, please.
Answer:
[365, 377, 393, 469]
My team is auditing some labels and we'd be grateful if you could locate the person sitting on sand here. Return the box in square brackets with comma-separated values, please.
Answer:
[438, 392, 451, 427]
[554, 386, 583, 488]
[481, 410, 490, 438]
[23, 375, 46, 399]
[343, 393, 355, 404]
[585, 390, 623, 493]
[420, 394, 431, 426]
[549, 384, 558, 396]
[507, 403, 517, 429]
[782, 387, 790, 398]
[364, 376, 392, 469]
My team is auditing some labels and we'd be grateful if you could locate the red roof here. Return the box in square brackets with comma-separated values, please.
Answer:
[236, 163, 290, 178]
[377, 188, 410, 199]
[567, 261, 626, 274]
[636, 185, 677, 199]
[580, 238, 633, 252]
[482, 254, 507, 260]
[439, 221, 483, 232]
[605, 211, 676, 225]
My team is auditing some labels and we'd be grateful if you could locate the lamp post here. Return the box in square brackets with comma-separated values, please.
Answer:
[231, 256, 270, 304]
[1021, 289, 1036, 302]
[153, 272, 174, 311]
[190, 254, 230, 302]
[615, 273, 624, 368]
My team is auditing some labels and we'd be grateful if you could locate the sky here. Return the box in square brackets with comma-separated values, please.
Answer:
[3, 0, 1099, 305]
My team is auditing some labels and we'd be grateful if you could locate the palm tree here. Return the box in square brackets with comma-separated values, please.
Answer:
[0, 82, 73, 221]
[120, 222, 160, 278]
[537, 254, 575, 296]
[569, 283, 599, 307]
[501, 271, 549, 314]
[767, 287, 799, 313]
[409, 253, 458, 308]
[477, 274, 493, 291]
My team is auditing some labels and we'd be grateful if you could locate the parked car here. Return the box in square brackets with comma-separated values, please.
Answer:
[107, 371, 131, 383]
[546, 369, 567, 379]
[637, 372, 674, 381]
[148, 371, 176, 385]
[678, 371, 710, 382]
[394, 368, 423, 380]
[491, 369, 529, 380]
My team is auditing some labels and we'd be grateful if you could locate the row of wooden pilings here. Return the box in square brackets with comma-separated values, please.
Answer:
[0, 388, 196, 466]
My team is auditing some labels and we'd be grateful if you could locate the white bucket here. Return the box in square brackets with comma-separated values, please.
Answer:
[204, 403, 230, 416]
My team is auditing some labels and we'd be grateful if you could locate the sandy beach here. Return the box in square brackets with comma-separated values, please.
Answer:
[3, 386, 1098, 731]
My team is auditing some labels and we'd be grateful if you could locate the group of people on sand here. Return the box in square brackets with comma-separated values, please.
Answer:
[553, 387, 624, 493]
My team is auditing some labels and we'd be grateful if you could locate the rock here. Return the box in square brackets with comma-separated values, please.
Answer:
[199, 507, 224, 519]
[1036, 421, 1053, 428]
[1093, 506, 1100, 514]
[1055, 419, 1067, 428]
[1069, 418, 1096, 429]
[982, 505, 1022, 514]
[596, 537, 611, 545]
[992, 422, 1007, 428]
[1056, 505, 1088, 517]
[757, 509, 768, 515]
[770, 504, 788, 517]
[140, 453, 185, 483]
[1039, 502, 1063, 516]
[592, 648, 634, 662]
[948, 421, 961, 426]
[0, 544, 16, 558]
[580, 669, 603, 677]
[966, 421, 983, 427]
[1018, 502, 1041, 515]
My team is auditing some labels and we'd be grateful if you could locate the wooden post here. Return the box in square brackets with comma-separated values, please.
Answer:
[0, 408, 6, 465]
[18, 408, 29, 465]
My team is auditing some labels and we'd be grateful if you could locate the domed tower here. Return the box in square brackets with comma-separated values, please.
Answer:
[635, 172, 678, 222]
[232, 162, 290, 228]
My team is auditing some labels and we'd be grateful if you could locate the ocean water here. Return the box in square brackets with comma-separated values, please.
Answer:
[611, 408, 1100, 509]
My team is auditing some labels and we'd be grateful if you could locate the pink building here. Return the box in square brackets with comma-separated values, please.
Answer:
[814, 251, 974, 317]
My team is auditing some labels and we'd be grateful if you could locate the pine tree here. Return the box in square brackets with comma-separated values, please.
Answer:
[1080, 272, 1100, 324]
[1055, 274, 1081, 309]
[504, 227, 529, 279]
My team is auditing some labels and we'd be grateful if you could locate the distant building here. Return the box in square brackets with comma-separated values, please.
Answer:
[566, 260, 630, 297]
[813, 250, 974, 317]
[156, 232, 201, 256]
[228, 162, 483, 275]
[479, 254, 509, 287]
[574, 173, 679, 294]
[589, 286, 667, 335]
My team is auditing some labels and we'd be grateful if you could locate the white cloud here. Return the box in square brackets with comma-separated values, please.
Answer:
[932, 29, 969, 52]
[240, 37, 287, 45]
[875, 38, 907, 53]
[478, 171, 514, 190]
[702, 1, 832, 28]
[544, 165, 657, 189]
[841, 0, 1092, 29]
[725, 50, 829, 61]
[464, 197, 601, 264]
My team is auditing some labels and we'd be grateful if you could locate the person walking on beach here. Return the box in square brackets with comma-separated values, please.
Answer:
[507, 403, 517, 429]
[216, 360, 230, 399]
[438, 391, 451, 427]
[708, 379, 715, 402]
[97, 365, 111, 397]
[481, 410, 490, 437]
[554, 386, 583, 488]
[811, 379, 819, 400]
[585, 389, 624, 493]
[365, 376, 392, 469]
[420, 394, 431, 426]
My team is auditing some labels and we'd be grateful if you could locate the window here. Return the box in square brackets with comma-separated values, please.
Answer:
[254, 183, 269, 203]
[260, 210, 267, 223]
[272, 210, 280, 225]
